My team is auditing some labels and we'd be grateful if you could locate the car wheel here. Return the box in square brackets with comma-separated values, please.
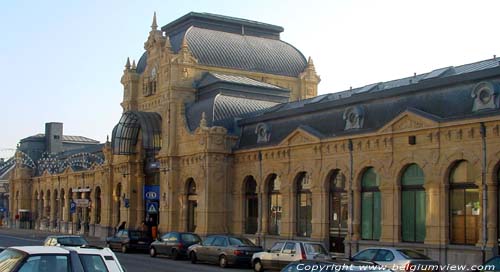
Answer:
[253, 259, 264, 272]
[172, 249, 180, 260]
[190, 252, 197, 264]
[121, 244, 128, 253]
[219, 255, 228, 268]
[149, 247, 156, 257]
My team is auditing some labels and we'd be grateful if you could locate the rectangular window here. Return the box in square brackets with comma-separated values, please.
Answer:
[451, 188, 480, 244]
[402, 191, 415, 242]
[415, 190, 426, 242]
[297, 193, 312, 237]
[361, 191, 381, 240]
[269, 193, 282, 235]
[245, 196, 258, 234]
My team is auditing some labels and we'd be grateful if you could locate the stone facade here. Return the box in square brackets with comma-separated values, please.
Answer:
[8, 12, 500, 266]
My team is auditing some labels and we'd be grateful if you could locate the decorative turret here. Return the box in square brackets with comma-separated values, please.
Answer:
[125, 57, 131, 70]
[151, 11, 158, 30]
[298, 56, 321, 99]
[144, 12, 165, 51]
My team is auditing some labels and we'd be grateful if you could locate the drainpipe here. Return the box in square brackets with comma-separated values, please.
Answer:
[480, 122, 488, 264]
[258, 151, 263, 247]
[348, 139, 354, 259]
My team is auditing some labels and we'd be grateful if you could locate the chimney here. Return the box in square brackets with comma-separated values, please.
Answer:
[45, 122, 63, 154]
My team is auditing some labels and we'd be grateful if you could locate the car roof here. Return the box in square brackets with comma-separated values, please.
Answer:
[47, 235, 85, 238]
[10, 246, 71, 254]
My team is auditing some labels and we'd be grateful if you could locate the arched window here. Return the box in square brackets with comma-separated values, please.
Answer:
[267, 174, 281, 235]
[450, 161, 480, 245]
[401, 164, 426, 242]
[329, 170, 348, 253]
[296, 172, 312, 237]
[245, 176, 258, 234]
[361, 167, 381, 240]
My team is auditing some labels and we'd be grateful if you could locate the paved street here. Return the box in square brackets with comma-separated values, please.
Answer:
[0, 228, 249, 272]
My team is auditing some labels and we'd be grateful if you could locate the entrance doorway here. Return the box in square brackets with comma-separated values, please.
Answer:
[329, 170, 348, 253]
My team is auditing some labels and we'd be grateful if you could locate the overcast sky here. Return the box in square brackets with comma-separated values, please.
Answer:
[1, 0, 500, 158]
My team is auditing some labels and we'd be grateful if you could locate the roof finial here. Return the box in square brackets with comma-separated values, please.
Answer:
[164, 35, 172, 50]
[307, 56, 314, 66]
[200, 112, 207, 128]
[132, 60, 136, 69]
[125, 57, 131, 69]
[151, 12, 158, 30]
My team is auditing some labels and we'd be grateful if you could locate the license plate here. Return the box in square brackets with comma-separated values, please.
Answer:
[138, 241, 145, 244]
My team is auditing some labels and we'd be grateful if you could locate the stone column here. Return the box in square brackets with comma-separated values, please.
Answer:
[486, 181, 497, 248]
[424, 181, 442, 244]
[311, 186, 328, 242]
[260, 191, 269, 236]
[81, 192, 89, 234]
[351, 184, 361, 241]
[135, 176, 145, 229]
[379, 178, 397, 243]
[62, 192, 69, 233]
[280, 178, 294, 239]
[50, 193, 56, 231]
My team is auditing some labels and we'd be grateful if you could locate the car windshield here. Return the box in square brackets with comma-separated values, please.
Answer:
[58, 237, 88, 246]
[304, 243, 328, 255]
[229, 237, 255, 246]
[397, 249, 430, 260]
[181, 234, 201, 243]
[129, 231, 147, 239]
[79, 254, 108, 272]
[0, 249, 25, 271]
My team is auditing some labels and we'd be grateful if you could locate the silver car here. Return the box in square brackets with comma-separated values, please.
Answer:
[252, 240, 331, 271]
[351, 247, 439, 272]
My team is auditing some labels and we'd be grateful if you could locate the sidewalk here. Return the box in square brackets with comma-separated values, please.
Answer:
[0, 226, 105, 246]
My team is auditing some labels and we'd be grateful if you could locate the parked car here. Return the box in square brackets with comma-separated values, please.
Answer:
[483, 256, 500, 271]
[43, 235, 89, 247]
[149, 231, 201, 259]
[0, 245, 125, 272]
[188, 235, 263, 268]
[281, 260, 391, 272]
[351, 247, 439, 271]
[106, 229, 152, 253]
[252, 240, 331, 271]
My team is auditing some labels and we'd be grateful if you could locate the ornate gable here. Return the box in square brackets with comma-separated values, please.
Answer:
[379, 108, 440, 134]
[279, 126, 322, 146]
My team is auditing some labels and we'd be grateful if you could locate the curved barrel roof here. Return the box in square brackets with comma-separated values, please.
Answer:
[137, 12, 307, 77]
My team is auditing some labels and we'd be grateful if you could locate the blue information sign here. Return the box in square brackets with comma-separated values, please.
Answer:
[70, 201, 76, 214]
[144, 185, 160, 201]
[147, 202, 158, 214]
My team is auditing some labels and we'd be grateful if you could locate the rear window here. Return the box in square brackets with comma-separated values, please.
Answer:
[181, 234, 201, 243]
[397, 249, 430, 260]
[304, 243, 327, 255]
[18, 254, 69, 272]
[0, 249, 25, 271]
[229, 237, 255, 246]
[58, 237, 88, 246]
[129, 231, 148, 239]
[79, 254, 108, 272]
